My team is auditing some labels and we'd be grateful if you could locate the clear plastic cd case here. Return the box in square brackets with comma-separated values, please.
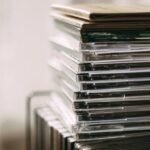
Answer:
[51, 36, 150, 62]
[47, 92, 150, 141]
[44, 6, 150, 149]
[53, 15, 150, 43]
[48, 32, 150, 141]
[35, 106, 150, 149]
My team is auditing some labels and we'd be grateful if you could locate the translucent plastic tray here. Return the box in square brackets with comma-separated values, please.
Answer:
[48, 94, 150, 141]
[62, 71, 150, 91]
[50, 34, 150, 52]
[51, 36, 150, 62]
[61, 77, 150, 99]
[75, 136, 150, 150]
[60, 52, 150, 73]
[48, 57, 150, 83]
[58, 89, 150, 110]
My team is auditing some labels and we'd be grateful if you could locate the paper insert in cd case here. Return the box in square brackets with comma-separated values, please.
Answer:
[53, 13, 150, 43]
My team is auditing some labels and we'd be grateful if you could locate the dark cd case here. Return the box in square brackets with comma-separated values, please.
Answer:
[34, 106, 150, 149]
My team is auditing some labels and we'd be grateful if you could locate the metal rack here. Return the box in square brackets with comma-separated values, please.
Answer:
[26, 90, 52, 150]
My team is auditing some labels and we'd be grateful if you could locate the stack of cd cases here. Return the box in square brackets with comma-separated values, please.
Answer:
[35, 106, 150, 150]
[47, 3, 150, 149]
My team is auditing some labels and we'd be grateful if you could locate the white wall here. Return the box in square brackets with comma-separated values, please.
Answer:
[0, 0, 51, 149]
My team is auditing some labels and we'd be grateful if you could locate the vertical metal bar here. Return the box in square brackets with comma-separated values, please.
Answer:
[26, 91, 52, 150]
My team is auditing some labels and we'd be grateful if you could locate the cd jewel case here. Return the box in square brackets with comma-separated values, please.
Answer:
[35, 106, 150, 149]
[34, 3, 150, 150]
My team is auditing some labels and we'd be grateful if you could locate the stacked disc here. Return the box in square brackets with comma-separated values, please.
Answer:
[35, 107, 150, 150]
[48, 3, 150, 148]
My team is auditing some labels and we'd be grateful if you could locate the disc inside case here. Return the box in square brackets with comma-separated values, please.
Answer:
[60, 51, 150, 73]
[35, 107, 150, 149]
[50, 31, 150, 51]
[51, 36, 150, 62]
[47, 93, 150, 141]
[61, 70, 150, 91]
[48, 55, 150, 84]
[61, 76, 150, 99]
[75, 135, 150, 150]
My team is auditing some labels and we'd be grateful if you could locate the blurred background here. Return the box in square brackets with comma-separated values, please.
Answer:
[0, 0, 150, 150]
